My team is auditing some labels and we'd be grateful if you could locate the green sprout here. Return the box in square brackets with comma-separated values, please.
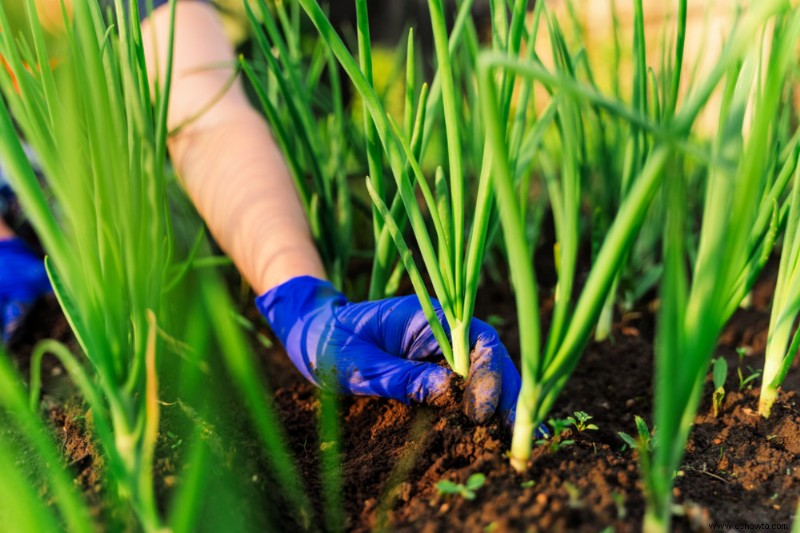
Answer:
[0, 1, 315, 529]
[618, 416, 655, 454]
[739, 366, 762, 391]
[567, 411, 599, 432]
[536, 417, 575, 453]
[436, 473, 487, 501]
[711, 358, 728, 418]
[735, 347, 762, 390]
[0, 1, 181, 528]
[296, 0, 545, 379]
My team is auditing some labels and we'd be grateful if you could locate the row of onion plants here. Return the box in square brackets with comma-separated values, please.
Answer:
[479, 0, 791, 474]
[649, 5, 800, 530]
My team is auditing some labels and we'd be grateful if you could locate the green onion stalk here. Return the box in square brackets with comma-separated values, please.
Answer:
[649, 5, 800, 531]
[593, 0, 681, 341]
[296, 0, 540, 377]
[760, 149, 800, 417]
[479, 0, 792, 474]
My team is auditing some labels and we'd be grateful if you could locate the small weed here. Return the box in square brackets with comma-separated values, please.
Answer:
[612, 490, 627, 519]
[564, 482, 582, 509]
[536, 417, 575, 453]
[711, 357, 727, 417]
[567, 411, 599, 432]
[520, 480, 535, 489]
[618, 416, 655, 453]
[436, 473, 486, 501]
[738, 365, 762, 391]
[736, 347, 761, 391]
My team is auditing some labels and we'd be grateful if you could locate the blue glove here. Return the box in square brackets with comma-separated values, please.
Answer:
[257, 275, 523, 425]
[0, 238, 52, 343]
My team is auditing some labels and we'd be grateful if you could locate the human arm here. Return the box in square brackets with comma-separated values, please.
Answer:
[141, 1, 325, 294]
[0, 216, 13, 240]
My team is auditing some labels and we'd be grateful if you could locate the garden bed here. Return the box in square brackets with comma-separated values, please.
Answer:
[10, 258, 799, 532]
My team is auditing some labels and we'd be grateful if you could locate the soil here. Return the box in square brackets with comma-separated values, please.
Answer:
[8, 259, 800, 532]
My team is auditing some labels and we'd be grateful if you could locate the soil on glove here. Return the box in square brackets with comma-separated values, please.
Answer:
[9, 260, 800, 531]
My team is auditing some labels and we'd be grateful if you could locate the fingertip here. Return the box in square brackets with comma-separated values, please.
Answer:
[464, 341, 502, 423]
[407, 363, 453, 406]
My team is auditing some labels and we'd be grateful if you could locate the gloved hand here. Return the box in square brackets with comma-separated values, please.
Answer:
[257, 275, 537, 429]
[0, 238, 52, 343]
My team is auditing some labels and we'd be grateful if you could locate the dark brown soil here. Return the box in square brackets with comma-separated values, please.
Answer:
[9, 262, 800, 531]
[265, 266, 800, 532]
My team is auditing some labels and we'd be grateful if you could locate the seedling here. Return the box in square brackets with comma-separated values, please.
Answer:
[711, 358, 728, 417]
[564, 482, 582, 509]
[567, 411, 599, 432]
[738, 366, 762, 391]
[734, 347, 762, 390]
[536, 417, 575, 453]
[612, 491, 627, 519]
[618, 416, 655, 454]
[436, 473, 486, 501]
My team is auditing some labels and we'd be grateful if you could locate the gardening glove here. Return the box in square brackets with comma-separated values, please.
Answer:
[257, 275, 540, 431]
[0, 238, 52, 343]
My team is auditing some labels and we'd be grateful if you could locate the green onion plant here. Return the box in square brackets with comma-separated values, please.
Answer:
[590, 0, 682, 340]
[297, 0, 553, 378]
[760, 148, 800, 417]
[0, 1, 179, 527]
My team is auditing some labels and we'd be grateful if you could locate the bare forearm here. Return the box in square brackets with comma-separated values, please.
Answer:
[0, 217, 13, 240]
[169, 111, 325, 293]
[142, 2, 325, 294]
